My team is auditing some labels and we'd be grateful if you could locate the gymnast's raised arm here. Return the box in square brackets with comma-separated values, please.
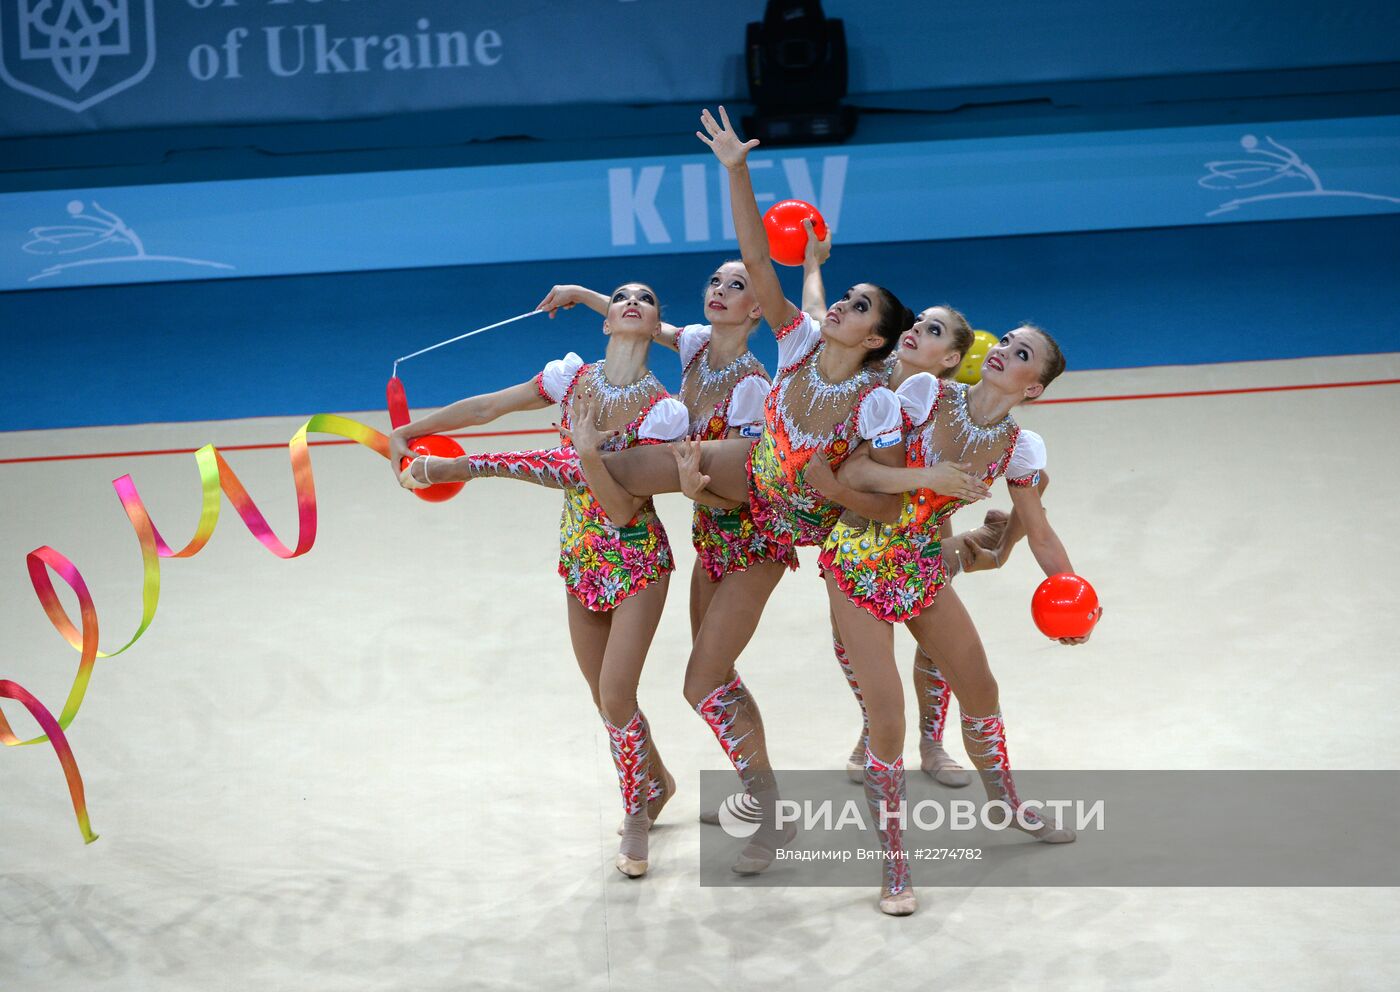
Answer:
[697, 106, 801, 335]
[538, 284, 683, 351]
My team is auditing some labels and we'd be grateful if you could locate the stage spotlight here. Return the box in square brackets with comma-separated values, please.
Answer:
[743, 0, 857, 145]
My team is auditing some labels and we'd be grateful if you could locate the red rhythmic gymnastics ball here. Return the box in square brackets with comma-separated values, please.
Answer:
[400, 434, 466, 503]
[1030, 574, 1100, 639]
[763, 199, 827, 267]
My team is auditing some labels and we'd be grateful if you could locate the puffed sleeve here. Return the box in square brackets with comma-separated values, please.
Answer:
[894, 372, 938, 426]
[1006, 429, 1046, 487]
[774, 311, 823, 373]
[857, 386, 903, 449]
[676, 324, 712, 372]
[638, 397, 690, 441]
[535, 352, 584, 404]
[728, 373, 770, 437]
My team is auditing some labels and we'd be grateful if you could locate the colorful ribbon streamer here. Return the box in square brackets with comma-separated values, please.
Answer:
[1, 414, 389, 843]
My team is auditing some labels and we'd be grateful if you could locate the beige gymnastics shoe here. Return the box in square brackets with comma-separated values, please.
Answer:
[615, 811, 650, 878]
[879, 884, 918, 917]
[919, 739, 972, 787]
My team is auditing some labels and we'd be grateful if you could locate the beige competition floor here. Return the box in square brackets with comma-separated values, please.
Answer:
[3, 354, 1399, 991]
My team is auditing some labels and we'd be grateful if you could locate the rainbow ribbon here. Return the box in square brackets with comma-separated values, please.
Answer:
[0, 414, 389, 843]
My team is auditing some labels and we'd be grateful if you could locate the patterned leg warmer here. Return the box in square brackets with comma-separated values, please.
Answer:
[864, 748, 913, 901]
[604, 710, 654, 872]
[834, 637, 870, 779]
[694, 675, 775, 796]
[913, 651, 970, 787]
[960, 710, 1072, 842]
[462, 446, 584, 490]
[695, 675, 791, 872]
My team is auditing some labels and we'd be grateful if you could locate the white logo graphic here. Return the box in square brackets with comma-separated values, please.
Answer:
[1200, 134, 1400, 217]
[23, 200, 233, 283]
[1, 0, 156, 113]
[716, 792, 764, 839]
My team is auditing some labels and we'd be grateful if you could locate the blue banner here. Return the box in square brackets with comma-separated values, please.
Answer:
[0, 0, 761, 135]
[3, 114, 1399, 292]
[2, 1, 1398, 138]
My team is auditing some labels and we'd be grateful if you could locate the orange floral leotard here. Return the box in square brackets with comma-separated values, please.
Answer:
[744, 311, 903, 549]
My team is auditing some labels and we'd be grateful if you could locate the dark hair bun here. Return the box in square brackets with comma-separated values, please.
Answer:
[866, 285, 915, 363]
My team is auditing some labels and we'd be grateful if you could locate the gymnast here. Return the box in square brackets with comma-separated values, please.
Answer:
[394, 283, 687, 879]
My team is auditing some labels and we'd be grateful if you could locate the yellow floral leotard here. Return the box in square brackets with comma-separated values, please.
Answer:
[819, 376, 1046, 623]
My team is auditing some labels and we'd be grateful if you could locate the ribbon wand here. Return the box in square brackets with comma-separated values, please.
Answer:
[385, 308, 548, 429]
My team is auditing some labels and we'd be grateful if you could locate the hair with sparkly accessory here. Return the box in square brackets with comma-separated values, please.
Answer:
[1019, 321, 1067, 387]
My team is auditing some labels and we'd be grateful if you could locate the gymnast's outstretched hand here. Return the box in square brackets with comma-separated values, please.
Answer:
[537, 284, 603, 319]
[697, 105, 759, 170]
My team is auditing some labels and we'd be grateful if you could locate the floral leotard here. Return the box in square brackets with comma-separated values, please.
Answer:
[536, 353, 689, 612]
[819, 375, 1047, 623]
[745, 311, 903, 550]
[674, 324, 800, 581]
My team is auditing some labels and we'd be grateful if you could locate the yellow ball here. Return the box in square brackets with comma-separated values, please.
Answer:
[956, 330, 997, 384]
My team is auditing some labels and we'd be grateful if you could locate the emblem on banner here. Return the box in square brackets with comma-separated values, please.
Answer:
[22, 200, 234, 283]
[0, 0, 156, 113]
[1200, 134, 1400, 217]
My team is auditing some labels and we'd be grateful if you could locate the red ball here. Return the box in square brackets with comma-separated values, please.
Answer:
[763, 199, 828, 267]
[400, 434, 466, 503]
[1031, 574, 1100, 640]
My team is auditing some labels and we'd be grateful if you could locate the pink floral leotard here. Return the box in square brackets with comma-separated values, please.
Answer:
[535, 353, 689, 612]
[674, 324, 799, 581]
[819, 375, 1047, 623]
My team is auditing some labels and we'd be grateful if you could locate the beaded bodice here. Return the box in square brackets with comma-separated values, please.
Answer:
[906, 380, 1020, 528]
[680, 340, 769, 440]
[557, 361, 667, 453]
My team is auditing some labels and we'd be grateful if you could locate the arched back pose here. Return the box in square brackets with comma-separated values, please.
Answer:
[830, 310, 989, 788]
[796, 230, 993, 788]
[393, 283, 688, 879]
[806, 325, 1097, 916]
[540, 265, 811, 856]
[567, 107, 926, 872]
[537, 260, 797, 638]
